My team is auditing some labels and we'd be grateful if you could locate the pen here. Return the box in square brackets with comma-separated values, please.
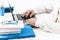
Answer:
[7, 0, 15, 21]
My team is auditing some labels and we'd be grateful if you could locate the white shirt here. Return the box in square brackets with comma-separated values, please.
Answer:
[34, 0, 60, 34]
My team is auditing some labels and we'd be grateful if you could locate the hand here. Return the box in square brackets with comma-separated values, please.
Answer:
[21, 9, 35, 18]
[24, 18, 36, 26]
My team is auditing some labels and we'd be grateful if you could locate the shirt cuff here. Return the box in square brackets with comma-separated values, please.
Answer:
[35, 19, 40, 27]
[35, 14, 41, 27]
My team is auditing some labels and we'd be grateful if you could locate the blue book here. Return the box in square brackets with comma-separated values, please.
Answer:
[0, 24, 35, 40]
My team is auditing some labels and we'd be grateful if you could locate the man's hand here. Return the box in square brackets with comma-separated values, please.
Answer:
[24, 18, 36, 26]
[21, 9, 35, 18]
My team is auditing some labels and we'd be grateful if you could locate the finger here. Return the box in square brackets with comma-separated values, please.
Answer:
[30, 12, 34, 17]
[25, 10, 34, 17]
[21, 11, 27, 17]
[25, 10, 30, 17]
[30, 10, 34, 17]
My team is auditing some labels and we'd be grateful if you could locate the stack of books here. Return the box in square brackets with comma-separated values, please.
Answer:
[0, 24, 35, 39]
[0, 21, 24, 34]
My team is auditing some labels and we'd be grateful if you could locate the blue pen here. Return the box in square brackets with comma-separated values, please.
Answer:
[1, 6, 5, 16]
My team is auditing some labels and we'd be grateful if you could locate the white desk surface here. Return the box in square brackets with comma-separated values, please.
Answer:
[9, 28, 60, 40]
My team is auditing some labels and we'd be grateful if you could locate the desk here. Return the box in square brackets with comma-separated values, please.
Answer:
[9, 28, 60, 40]
[0, 11, 60, 40]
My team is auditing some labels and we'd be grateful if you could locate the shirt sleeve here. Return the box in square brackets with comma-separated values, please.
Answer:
[35, 13, 60, 34]
[35, 14, 50, 27]
[35, 14, 53, 32]
[34, 4, 53, 14]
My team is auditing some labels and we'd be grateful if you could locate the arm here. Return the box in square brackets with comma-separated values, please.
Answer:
[35, 13, 60, 34]
[21, 5, 53, 18]
[34, 6, 53, 14]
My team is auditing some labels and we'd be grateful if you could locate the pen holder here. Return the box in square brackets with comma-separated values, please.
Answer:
[0, 7, 14, 16]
